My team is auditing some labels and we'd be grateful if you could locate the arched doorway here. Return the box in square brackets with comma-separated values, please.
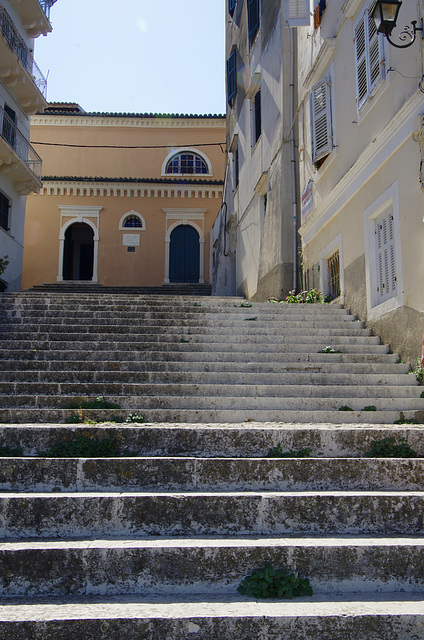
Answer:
[169, 224, 200, 283]
[63, 222, 94, 281]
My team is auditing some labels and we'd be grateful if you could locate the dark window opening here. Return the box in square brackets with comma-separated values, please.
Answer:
[166, 152, 208, 175]
[248, 0, 260, 41]
[229, 0, 236, 16]
[2, 105, 16, 149]
[0, 192, 10, 231]
[254, 90, 261, 144]
[327, 250, 340, 300]
[234, 146, 239, 189]
[227, 50, 237, 103]
[123, 216, 142, 228]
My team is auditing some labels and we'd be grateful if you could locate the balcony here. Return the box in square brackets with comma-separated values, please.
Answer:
[0, 4, 48, 114]
[0, 104, 42, 194]
[10, 0, 55, 36]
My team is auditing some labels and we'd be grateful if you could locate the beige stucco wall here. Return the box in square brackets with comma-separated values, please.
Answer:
[297, 0, 424, 364]
[23, 113, 225, 289]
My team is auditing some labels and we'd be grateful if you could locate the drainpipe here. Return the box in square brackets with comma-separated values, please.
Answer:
[289, 28, 298, 292]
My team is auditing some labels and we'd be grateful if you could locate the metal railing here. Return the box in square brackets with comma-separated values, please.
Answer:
[38, 0, 55, 21]
[0, 4, 47, 97]
[0, 105, 42, 179]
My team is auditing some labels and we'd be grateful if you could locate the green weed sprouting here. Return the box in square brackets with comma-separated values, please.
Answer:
[238, 565, 313, 599]
[267, 444, 312, 458]
[365, 436, 418, 458]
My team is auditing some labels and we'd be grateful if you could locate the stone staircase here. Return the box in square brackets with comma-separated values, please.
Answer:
[0, 292, 422, 423]
[0, 292, 423, 638]
[0, 423, 423, 638]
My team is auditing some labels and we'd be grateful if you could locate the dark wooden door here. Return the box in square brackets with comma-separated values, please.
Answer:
[169, 225, 200, 283]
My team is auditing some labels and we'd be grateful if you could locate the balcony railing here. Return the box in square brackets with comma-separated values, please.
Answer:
[38, 0, 55, 21]
[0, 105, 42, 180]
[0, 4, 47, 97]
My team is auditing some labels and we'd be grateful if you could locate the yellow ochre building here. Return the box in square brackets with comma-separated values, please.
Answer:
[23, 103, 225, 290]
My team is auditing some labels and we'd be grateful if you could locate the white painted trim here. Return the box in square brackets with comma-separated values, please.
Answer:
[164, 216, 205, 285]
[118, 210, 146, 231]
[363, 181, 404, 320]
[161, 148, 213, 177]
[31, 115, 225, 129]
[318, 232, 344, 303]
[57, 206, 101, 283]
[38, 181, 223, 200]
[299, 89, 423, 245]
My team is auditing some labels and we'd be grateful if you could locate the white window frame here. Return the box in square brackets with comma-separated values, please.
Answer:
[161, 148, 212, 177]
[118, 211, 146, 231]
[363, 182, 403, 320]
[310, 70, 335, 164]
[354, 2, 385, 111]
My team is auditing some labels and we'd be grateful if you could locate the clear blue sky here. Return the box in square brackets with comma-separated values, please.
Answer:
[34, 0, 226, 115]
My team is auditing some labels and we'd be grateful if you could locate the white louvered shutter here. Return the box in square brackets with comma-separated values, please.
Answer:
[355, 7, 384, 109]
[285, 0, 310, 27]
[311, 75, 333, 162]
[375, 210, 397, 303]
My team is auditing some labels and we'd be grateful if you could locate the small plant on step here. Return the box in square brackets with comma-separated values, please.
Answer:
[39, 435, 120, 458]
[180, 337, 190, 343]
[240, 301, 252, 308]
[0, 255, 9, 277]
[339, 405, 354, 411]
[267, 444, 312, 458]
[285, 288, 325, 304]
[363, 405, 377, 411]
[244, 316, 257, 322]
[238, 564, 313, 599]
[409, 357, 424, 383]
[365, 436, 418, 458]
[63, 396, 121, 410]
[319, 346, 341, 354]
[0, 444, 23, 457]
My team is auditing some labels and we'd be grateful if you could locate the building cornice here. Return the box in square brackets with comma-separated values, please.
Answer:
[299, 88, 424, 245]
[31, 114, 226, 128]
[36, 178, 223, 200]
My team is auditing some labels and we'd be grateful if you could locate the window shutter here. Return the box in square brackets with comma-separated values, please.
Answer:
[367, 6, 383, 93]
[248, 0, 260, 39]
[311, 75, 333, 162]
[375, 211, 396, 302]
[227, 50, 237, 103]
[354, 7, 384, 109]
[285, 0, 310, 27]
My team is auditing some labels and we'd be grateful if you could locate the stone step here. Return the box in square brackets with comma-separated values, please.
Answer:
[0, 383, 420, 402]
[0, 339, 389, 353]
[0, 537, 423, 598]
[0, 351, 401, 366]
[2, 457, 423, 492]
[0, 596, 423, 640]
[0, 370, 414, 386]
[0, 408, 420, 424]
[0, 323, 370, 337]
[0, 358, 411, 374]
[2, 312, 357, 325]
[1, 491, 423, 538]
[0, 392, 421, 410]
[2, 423, 422, 458]
[0, 331, 380, 346]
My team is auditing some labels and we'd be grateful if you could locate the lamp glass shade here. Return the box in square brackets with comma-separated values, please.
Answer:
[372, 0, 402, 35]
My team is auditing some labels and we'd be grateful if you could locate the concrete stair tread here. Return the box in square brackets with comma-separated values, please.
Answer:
[3, 536, 424, 550]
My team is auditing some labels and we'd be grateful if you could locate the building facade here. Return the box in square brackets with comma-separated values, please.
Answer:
[212, 0, 300, 300]
[23, 106, 225, 289]
[297, 0, 424, 363]
[0, 0, 56, 291]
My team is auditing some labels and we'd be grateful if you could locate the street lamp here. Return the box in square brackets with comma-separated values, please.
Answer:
[372, 0, 423, 48]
